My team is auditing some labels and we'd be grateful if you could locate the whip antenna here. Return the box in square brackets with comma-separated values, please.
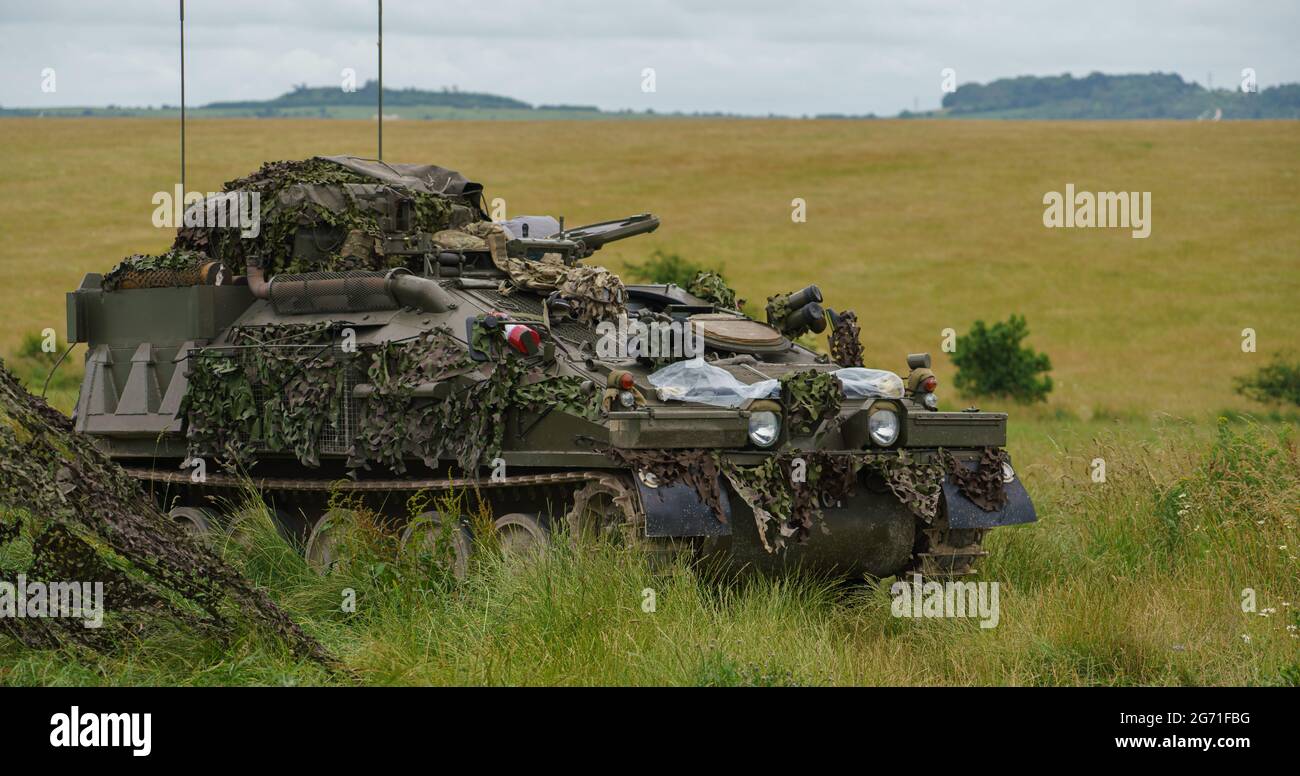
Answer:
[377, 0, 383, 160]
[180, 0, 186, 190]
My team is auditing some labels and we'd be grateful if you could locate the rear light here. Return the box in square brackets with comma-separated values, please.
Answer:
[503, 324, 541, 356]
[618, 372, 635, 390]
[921, 376, 938, 393]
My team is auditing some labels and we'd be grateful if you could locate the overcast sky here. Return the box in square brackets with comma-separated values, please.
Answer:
[2, 0, 1298, 115]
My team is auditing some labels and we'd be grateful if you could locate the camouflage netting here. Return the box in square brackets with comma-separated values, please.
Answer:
[101, 248, 211, 292]
[687, 271, 743, 310]
[348, 324, 599, 475]
[181, 322, 347, 470]
[599, 446, 1004, 555]
[944, 447, 1010, 511]
[779, 370, 844, 435]
[457, 222, 626, 325]
[172, 157, 482, 276]
[182, 323, 599, 477]
[600, 448, 726, 524]
[0, 359, 334, 664]
[827, 310, 865, 368]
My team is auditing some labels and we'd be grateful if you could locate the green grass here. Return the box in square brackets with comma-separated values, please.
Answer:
[2, 418, 1294, 686]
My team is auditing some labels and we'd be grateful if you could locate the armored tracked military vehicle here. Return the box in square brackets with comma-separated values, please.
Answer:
[65, 156, 1036, 579]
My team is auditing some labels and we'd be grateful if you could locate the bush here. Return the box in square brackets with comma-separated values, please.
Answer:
[951, 314, 1053, 403]
[1234, 354, 1300, 406]
[624, 250, 706, 287]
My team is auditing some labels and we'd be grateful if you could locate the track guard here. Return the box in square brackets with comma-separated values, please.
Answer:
[942, 472, 1037, 529]
[637, 477, 732, 537]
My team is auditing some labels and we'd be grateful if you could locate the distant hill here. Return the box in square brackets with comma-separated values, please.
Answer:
[930, 72, 1300, 119]
[4, 73, 1299, 120]
[0, 81, 623, 121]
[204, 80, 533, 112]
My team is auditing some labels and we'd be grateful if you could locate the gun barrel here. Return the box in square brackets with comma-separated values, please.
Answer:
[562, 213, 660, 252]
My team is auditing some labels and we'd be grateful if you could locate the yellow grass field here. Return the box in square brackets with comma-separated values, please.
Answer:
[2, 118, 1297, 418]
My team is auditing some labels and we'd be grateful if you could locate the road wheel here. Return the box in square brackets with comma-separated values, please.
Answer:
[493, 513, 549, 559]
[168, 506, 215, 537]
[305, 508, 363, 574]
[399, 510, 473, 580]
[566, 475, 643, 548]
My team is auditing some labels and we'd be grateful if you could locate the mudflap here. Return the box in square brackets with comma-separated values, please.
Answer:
[698, 484, 916, 579]
[638, 478, 732, 538]
[942, 474, 1038, 530]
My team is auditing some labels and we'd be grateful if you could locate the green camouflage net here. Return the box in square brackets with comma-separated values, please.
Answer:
[173, 158, 479, 276]
[181, 323, 345, 470]
[873, 450, 946, 522]
[602, 447, 962, 554]
[463, 222, 627, 325]
[765, 292, 791, 329]
[779, 370, 843, 435]
[348, 324, 599, 476]
[599, 448, 726, 524]
[720, 451, 859, 552]
[101, 248, 211, 292]
[687, 271, 742, 310]
[827, 309, 865, 368]
[0, 359, 333, 664]
[943, 447, 1010, 511]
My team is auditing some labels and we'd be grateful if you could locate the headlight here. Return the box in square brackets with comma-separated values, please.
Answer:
[867, 408, 899, 446]
[921, 392, 938, 410]
[748, 411, 780, 448]
[618, 390, 636, 408]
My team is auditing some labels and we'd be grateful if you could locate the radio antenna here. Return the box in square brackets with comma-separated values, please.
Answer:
[179, 0, 186, 190]
[377, 0, 383, 160]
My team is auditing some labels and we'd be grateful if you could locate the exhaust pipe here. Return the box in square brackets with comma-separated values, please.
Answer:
[246, 262, 271, 299]
[246, 262, 457, 315]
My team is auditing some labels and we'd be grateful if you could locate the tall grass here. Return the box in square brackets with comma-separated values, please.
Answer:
[1, 420, 1294, 686]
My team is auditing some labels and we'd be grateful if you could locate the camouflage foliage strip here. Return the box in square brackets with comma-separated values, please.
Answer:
[687, 271, 742, 310]
[616, 448, 966, 554]
[721, 451, 860, 552]
[779, 370, 843, 435]
[182, 323, 343, 470]
[943, 447, 1010, 511]
[827, 309, 865, 368]
[173, 158, 477, 276]
[466, 222, 627, 325]
[101, 248, 210, 291]
[871, 450, 946, 522]
[0, 359, 334, 665]
[599, 448, 726, 524]
[348, 326, 598, 476]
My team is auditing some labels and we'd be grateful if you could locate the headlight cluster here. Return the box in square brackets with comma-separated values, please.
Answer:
[867, 407, 900, 446]
[748, 411, 780, 448]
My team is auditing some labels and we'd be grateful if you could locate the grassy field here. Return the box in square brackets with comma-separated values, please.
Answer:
[0, 118, 1296, 685]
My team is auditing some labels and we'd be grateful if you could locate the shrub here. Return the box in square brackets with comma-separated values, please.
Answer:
[1234, 354, 1300, 406]
[951, 314, 1053, 403]
[624, 250, 706, 287]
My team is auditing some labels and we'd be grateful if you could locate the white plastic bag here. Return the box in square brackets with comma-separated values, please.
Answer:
[648, 358, 779, 408]
[833, 368, 904, 399]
